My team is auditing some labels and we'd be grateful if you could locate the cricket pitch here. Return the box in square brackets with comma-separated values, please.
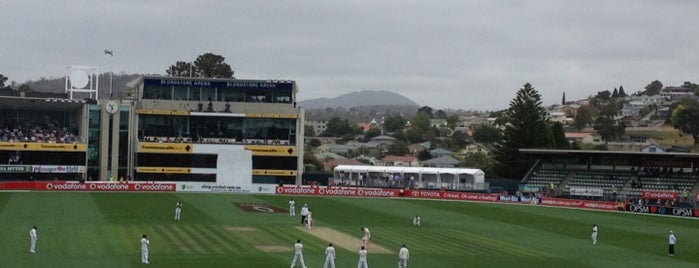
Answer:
[296, 226, 392, 254]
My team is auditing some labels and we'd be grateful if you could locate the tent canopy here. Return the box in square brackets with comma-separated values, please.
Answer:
[333, 165, 485, 184]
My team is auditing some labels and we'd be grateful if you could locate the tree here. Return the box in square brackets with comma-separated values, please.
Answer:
[449, 130, 469, 150]
[612, 88, 619, 98]
[194, 53, 234, 78]
[644, 80, 663, 96]
[166, 61, 196, 77]
[593, 116, 625, 142]
[446, 115, 459, 129]
[308, 138, 321, 148]
[303, 147, 323, 171]
[618, 86, 627, 98]
[672, 106, 699, 144]
[18, 84, 33, 92]
[492, 83, 552, 179]
[460, 152, 492, 169]
[434, 109, 447, 119]
[417, 106, 433, 118]
[304, 127, 316, 137]
[550, 122, 569, 149]
[472, 125, 502, 144]
[383, 115, 407, 133]
[322, 117, 356, 137]
[0, 74, 8, 88]
[386, 140, 409, 156]
[573, 108, 592, 131]
[363, 128, 382, 140]
[562, 92, 566, 105]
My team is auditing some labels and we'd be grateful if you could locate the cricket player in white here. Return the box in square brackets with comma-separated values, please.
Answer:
[398, 244, 409, 268]
[289, 198, 296, 216]
[141, 234, 150, 264]
[591, 224, 598, 245]
[668, 230, 676, 256]
[357, 246, 369, 268]
[29, 226, 38, 254]
[291, 239, 307, 268]
[306, 209, 313, 229]
[174, 201, 182, 221]
[323, 243, 336, 268]
[413, 215, 421, 227]
[361, 227, 371, 248]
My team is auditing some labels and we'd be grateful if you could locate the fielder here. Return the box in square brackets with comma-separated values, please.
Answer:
[291, 239, 307, 268]
[174, 201, 183, 221]
[398, 244, 410, 268]
[289, 198, 296, 216]
[357, 245, 369, 268]
[141, 234, 150, 264]
[413, 215, 421, 227]
[591, 224, 598, 245]
[29, 225, 38, 254]
[361, 227, 371, 248]
[323, 243, 336, 268]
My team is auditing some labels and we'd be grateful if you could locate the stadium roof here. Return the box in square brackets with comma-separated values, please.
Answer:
[519, 148, 699, 159]
[0, 96, 85, 111]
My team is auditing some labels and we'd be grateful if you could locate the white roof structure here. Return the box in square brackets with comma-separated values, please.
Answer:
[333, 165, 485, 184]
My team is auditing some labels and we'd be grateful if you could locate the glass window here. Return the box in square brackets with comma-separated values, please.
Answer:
[173, 86, 188, 101]
[201, 87, 215, 102]
[189, 87, 201, 101]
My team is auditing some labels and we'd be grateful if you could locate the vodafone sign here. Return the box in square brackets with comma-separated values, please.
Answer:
[641, 191, 678, 200]
[1, 181, 175, 192]
[275, 186, 399, 197]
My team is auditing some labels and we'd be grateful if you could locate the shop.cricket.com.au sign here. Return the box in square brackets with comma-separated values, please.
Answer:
[235, 203, 286, 213]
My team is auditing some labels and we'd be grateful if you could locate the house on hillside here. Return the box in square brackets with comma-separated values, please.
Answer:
[564, 132, 600, 145]
[641, 143, 665, 153]
[305, 120, 327, 135]
[429, 147, 453, 158]
[382, 155, 420, 167]
[370, 135, 396, 146]
[407, 143, 427, 156]
[430, 119, 447, 128]
[457, 143, 490, 155]
[422, 155, 460, 168]
[660, 86, 694, 99]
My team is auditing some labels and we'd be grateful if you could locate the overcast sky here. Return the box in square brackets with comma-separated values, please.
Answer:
[2, 1, 698, 110]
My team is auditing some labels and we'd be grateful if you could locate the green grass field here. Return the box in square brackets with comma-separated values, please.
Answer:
[0, 192, 697, 267]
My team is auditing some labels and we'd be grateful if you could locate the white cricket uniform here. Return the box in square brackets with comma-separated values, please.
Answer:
[174, 202, 182, 221]
[29, 228, 37, 253]
[357, 249, 369, 268]
[289, 200, 296, 216]
[362, 228, 371, 246]
[413, 216, 421, 227]
[291, 242, 306, 268]
[591, 226, 598, 245]
[141, 238, 150, 264]
[306, 211, 313, 229]
[323, 245, 336, 268]
[399, 246, 409, 268]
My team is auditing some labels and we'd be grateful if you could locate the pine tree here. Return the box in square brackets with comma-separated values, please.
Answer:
[492, 83, 552, 179]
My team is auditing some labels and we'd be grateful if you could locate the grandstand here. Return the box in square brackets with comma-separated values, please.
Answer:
[0, 75, 304, 186]
[519, 149, 699, 203]
[127, 76, 304, 185]
[0, 96, 88, 181]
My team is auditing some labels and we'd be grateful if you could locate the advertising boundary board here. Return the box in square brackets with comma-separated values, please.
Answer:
[274, 186, 699, 218]
[0, 181, 176, 192]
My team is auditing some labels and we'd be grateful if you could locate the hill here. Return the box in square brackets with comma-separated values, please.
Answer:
[298, 90, 419, 109]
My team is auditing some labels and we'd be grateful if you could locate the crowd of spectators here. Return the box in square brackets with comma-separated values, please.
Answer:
[140, 136, 291, 145]
[0, 114, 80, 143]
